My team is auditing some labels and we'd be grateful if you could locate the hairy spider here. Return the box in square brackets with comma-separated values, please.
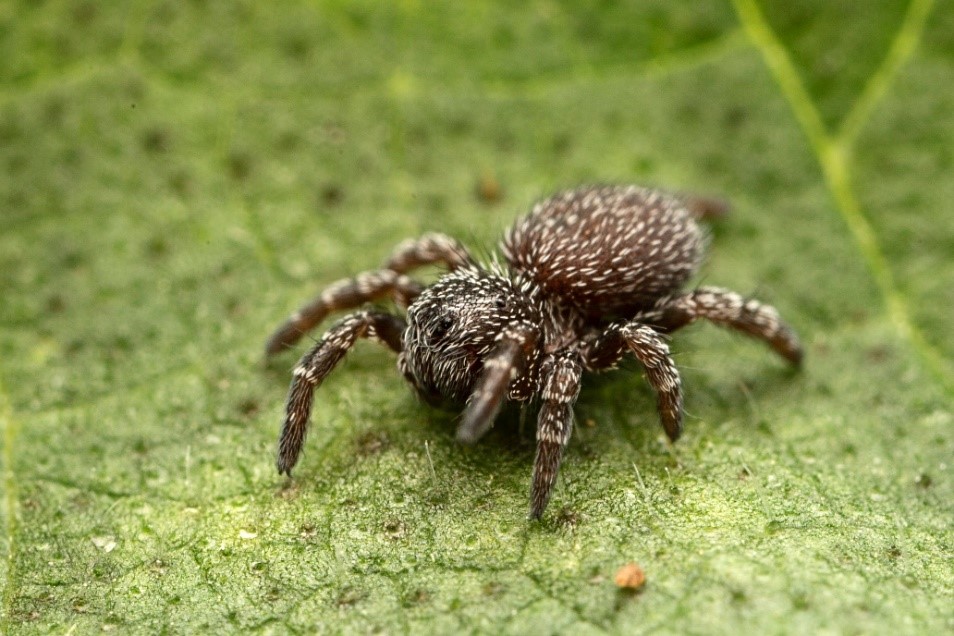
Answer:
[266, 185, 803, 519]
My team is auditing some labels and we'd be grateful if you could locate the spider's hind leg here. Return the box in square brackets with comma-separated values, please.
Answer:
[278, 310, 405, 476]
[645, 286, 803, 366]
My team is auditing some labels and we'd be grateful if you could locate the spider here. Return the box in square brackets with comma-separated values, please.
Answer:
[266, 185, 803, 519]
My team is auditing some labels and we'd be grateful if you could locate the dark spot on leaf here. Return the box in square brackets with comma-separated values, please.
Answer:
[72, 2, 97, 24]
[764, 520, 784, 535]
[227, 151, 252, 181]
[865, 345, 892, 363]
[555, 507, 580, 528]
[61, 250, 85, 269]
[145, 236, 168, 258]
[276, 130, 300, 152]
[322, 123, 347, 145]
[482, 582, 504, 597]
[44, 97, 66, 126]
[632, 156, 655, 174]
[407, 124, 429, 144]
[575, 442, 597, 459]
[403, 589, 430, 607]
[914, 473, 931, 489]
[446, 116, 471, 136]
[277, 481, 300, 500]
[226, 297, 245, 317]
[730, 588, 747, 603]
[238, 399, 259, 417]
[383, 518, 405, 539]
[320, 184, 344, 206]
[111, 335, 133, 352]
[46, 295, 66, 313]
[886, 545, 901, 559]
[791, 591, 810, 610]
[0, 119, 20, 144]
[336, 587, 364, 607]
[355, 431, 389, 456]
[64, 339, 84, 355]
[723, 105, 747, 129]
[283, 34, 311, 59]
[142, 128, 170, 154]
[551, 132, 572, 155]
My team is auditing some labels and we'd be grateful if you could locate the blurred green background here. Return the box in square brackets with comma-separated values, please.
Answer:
[1, 0, 952, 633]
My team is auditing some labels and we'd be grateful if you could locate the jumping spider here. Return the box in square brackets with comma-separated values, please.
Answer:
[266, 185, 803, 519]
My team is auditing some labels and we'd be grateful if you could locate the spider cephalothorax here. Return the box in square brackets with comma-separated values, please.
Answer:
[266, 185, 803, 519]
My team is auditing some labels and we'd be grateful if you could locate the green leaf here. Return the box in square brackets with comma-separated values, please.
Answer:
[1, 0, 951, 632]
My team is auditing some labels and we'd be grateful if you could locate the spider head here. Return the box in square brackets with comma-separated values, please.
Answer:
[401, 267, 539, 405]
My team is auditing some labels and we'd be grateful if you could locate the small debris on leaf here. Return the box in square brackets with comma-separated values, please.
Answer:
[475, 172, 503, 204]
[614, 562, 646, 591]
[91, 536, 117, 553]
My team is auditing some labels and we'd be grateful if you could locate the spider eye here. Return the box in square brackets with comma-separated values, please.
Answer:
[430, 315, 454, 341]
[494, 296, 507, 310]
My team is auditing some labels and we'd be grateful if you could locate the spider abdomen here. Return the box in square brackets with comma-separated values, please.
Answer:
[502, 185, 704, 317]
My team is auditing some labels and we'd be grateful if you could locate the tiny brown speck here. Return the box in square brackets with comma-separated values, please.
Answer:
[476, 173, 503, 204]
[614, 563, 646, 591]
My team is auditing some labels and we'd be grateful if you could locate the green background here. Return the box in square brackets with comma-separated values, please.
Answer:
[1, 0, 952, 633]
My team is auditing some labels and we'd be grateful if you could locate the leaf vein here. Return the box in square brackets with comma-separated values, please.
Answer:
[731, 0, 953, 394]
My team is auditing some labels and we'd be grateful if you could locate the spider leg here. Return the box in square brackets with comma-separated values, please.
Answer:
[456, 321, 538, 444]
[529, 351, 582, 520]
[681, 194, 731, 220]
[382, 232, 474, 272]
[266, 233, 474, 356]
[644, 286, 803, 366]
[583, 322, 683, 442]
[277, 310, 405, 476]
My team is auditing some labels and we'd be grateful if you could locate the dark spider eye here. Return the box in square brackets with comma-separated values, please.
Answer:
[430, 315, 454, 340]
[494, 296, 507, 310]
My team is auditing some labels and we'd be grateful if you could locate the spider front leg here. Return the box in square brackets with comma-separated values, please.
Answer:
[265, 233, 473, 355]
[529, 351, 582, 520]
[645, 286, 803, 365]
[278, 310, 405, 475]
[583, 322, 683, 442]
